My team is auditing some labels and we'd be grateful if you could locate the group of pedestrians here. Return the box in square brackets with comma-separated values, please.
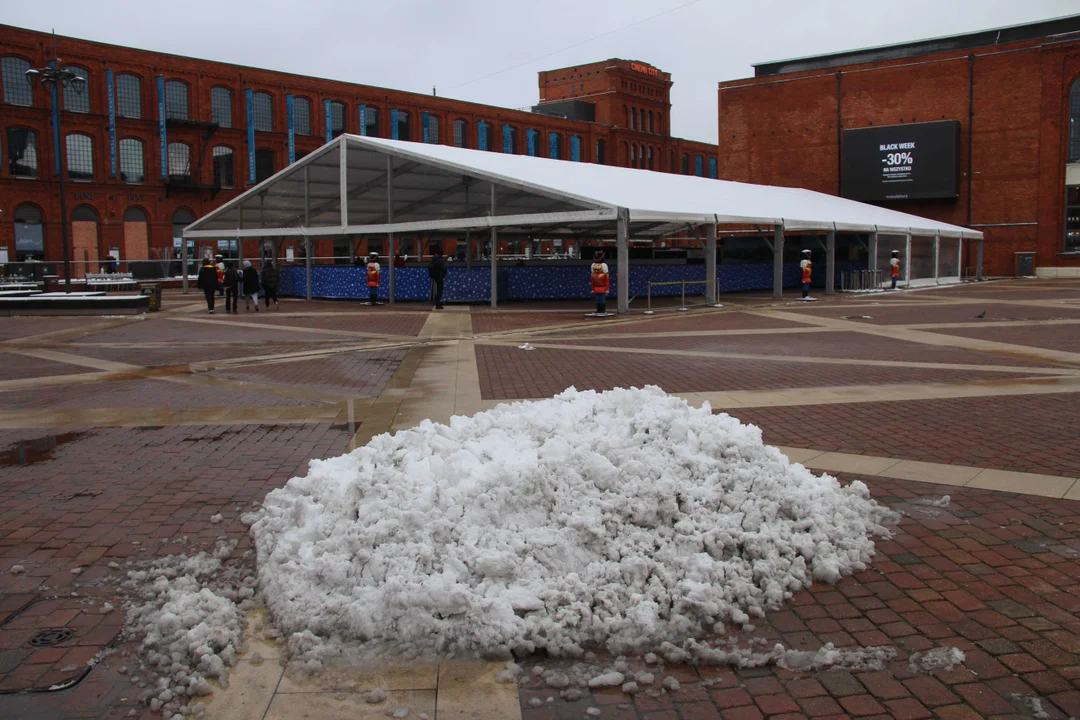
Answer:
[197, 256, 280, 314]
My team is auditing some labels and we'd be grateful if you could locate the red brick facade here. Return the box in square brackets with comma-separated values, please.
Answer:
[718, 24, 1080, 276]
[0, 26, 717, 268]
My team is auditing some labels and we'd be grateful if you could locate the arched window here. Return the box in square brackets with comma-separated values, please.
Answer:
[2, 56, 33, 106]
[293, 96, 311, 135]
[71, 206, 100, 273]
[393, 109, 410, 141]
[13, 204, 44, 261]
[630, 106, 637, 130]
[630, 144, 636, 167]
[681, 153, 690, 175]
[1069, 77, 1080, 163]
[6, 127, 37, 177]
[623, 105, 629, 128]
[502, 124, 517, 154]
[72, 206, 98, 222]
[453, 119, 467, 148]
[211, 86, 232, 128]
[648, 111, 654, 134]
[425, 114, 440, 144]
[648, 146, 654, 170]
[62, 66, 89, 113]
[167, 142, 191, 183]
[528, 129, 542, 156]
[478, 121, 493, 151]
[116, 73, 141, 118]
[165, 80, 188, 120]
[119, 138, 144, 184]
[330, 101, 346, 138]
[124, 206, 148, 222]
[255, 148, 275, 182]
[657, 113, 664, 135]
[595, 139, 605, 164]
[364, 106, 379, 137]
[640, 108, 646, 132]
[212, 146, 234, 188]
[549, 132, 561, 159]
[252, 92, 273, 132]
[66, 133, 94, 181]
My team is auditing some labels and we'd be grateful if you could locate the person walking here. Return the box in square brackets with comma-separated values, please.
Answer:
[241, 260, 260, 312]
[800, 249, 814, 300]
[590, 251, 610, 316]
[215, 254, 226, 296]
[197, 258, 218, 314]
[890, 249, 901, 290]
[223, 261, 240, 314]
[262, 261, 281, 310]
[365, 251, 381, 305]
[428, 249, 447, 310]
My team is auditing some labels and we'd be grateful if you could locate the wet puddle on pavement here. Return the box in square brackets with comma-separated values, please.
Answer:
[0, 432, 84, 467]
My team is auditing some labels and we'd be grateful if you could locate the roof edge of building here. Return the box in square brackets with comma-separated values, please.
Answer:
[751, 13, 1080, 77]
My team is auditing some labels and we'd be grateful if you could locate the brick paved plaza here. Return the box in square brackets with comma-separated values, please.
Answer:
[0, 279, 1078, 719]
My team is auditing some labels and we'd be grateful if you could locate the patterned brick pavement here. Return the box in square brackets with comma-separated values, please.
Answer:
[926, 325, 1080, 355]
[516, 475, 1080, 720]
[782, 302, 1080, 326]
[211, 348, 409, 396]
[475, 345, 1037, 400]
[0, 378, 310, 411]
[730, 393, 1080, 477]
[0, 353, 91, 381]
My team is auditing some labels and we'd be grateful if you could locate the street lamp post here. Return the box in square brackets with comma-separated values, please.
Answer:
[26, 62, 85, 293]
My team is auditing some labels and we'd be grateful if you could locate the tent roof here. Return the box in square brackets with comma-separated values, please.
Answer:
[184, 134, 982, 240]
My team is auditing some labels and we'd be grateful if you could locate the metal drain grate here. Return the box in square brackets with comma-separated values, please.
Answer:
[27, 628, 75, 647]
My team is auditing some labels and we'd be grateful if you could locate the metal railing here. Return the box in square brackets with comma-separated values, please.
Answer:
[642, 279, 723, 314]
[839, 270, 883, 292]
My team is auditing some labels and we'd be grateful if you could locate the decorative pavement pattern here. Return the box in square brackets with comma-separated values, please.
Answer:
[0, 278, 1077, 719]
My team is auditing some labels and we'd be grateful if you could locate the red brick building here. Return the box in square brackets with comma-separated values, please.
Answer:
[717, 14, 1080, 277]
[0, 25, 717, 272]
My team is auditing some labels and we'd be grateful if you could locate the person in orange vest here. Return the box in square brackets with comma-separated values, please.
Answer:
[890, 249, 901, 290]
[800, 248, 814, 300]
[366, 251, 381, 305]
[590, 251, 610, 315]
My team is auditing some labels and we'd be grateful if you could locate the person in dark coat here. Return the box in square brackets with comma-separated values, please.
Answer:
[241, 260, 260, 312]
[223, 261, 240, 314]
[428, 249, 447, 310]
[262, 261, 281, 310]
[196, 258, 218, 313]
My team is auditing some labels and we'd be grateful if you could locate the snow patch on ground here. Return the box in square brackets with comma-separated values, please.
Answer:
[250, 387, 895, 664]
[908, 645, 965, 674]
[912, 495, 950, 508]
[124, 540, 258, 717]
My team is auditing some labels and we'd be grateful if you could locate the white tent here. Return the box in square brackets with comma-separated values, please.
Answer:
[184, 135, 983, 312]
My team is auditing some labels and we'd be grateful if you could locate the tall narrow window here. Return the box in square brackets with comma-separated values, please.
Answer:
[695, 154, 704, 177]
[255, 148, 275, 182]
[13, 204, 44, 261]
[165, 80, 188, 120]
[648, 111, 654, 134]
[640, 108, 647, 132]
[681, 153, 690, 175]
[212, 146, 234, 188]
[167, 142, 191, 183]
[211, 87, 232, 128]
[595, 139, 605, 165]
[453, 119, 467, 147]
[426, 114, 440, 143]
[528, 129, 542, 157]
[293, 97, 311, 135]
[119, 138, 145, 183]
[397, 110, 411, 141]
[63, 67, 89, 113]
[252, 92, 273, 132]
[549, 132, 561, 160]
[6, 128, 38, 177]
[66, 133, 94, 181]
[115, 73, 142, 118]
[630, 106, 636, 130]
[630, 144, 636, 167]
[708, 157, 717, 179]
[2, 57, 33, 106]
[330, 101, 346, 138]
[648, 146, 654, 170]
[1067, 186, 1080, 253]
[502, 125, 517, 153]
[1069, 77, 1080, 163]
[365, 107, 379, 137]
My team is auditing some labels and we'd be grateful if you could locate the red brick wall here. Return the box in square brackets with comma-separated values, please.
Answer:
[719, 35, 1080, 275]
[0, 27, 718, 267]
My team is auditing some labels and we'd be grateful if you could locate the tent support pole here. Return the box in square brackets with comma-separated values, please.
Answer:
[490, 183, 497, 309]
[772, 224, 784, 299]
[705, 223, 717, 305]
[825, 229, 836, 295]
[868, 231, 878, 275]
[181, 230, 189, 294]
[933, 233, 940, 285]
[305, 237, 312, 300]
[617, 210, 629, 315]
[304, 167, 311, 300]
[465, 230, 472, 272]
[387, 155, 395, 305]
[904, 233, 912, 287]
[976, 238, 984, 281]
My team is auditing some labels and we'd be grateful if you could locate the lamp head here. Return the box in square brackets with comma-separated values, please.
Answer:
[70, 74, 86, 91]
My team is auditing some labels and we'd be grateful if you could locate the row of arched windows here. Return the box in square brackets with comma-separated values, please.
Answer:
[625, 105, 661, 134]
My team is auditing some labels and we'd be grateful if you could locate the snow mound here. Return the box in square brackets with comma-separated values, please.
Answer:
[908, 645, 965, 673]
[250, 387, 894, 660]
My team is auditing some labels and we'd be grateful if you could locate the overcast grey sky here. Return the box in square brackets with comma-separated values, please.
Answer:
[3, 0, 1077, 142]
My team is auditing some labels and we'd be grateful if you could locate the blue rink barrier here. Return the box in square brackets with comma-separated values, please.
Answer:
[278, 262, 863, 302]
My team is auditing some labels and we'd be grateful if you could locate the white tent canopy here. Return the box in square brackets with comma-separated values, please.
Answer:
[184, 135, 982, 311]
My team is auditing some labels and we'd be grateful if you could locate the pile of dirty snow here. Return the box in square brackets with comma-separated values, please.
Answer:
[249, 387, 894, 660]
